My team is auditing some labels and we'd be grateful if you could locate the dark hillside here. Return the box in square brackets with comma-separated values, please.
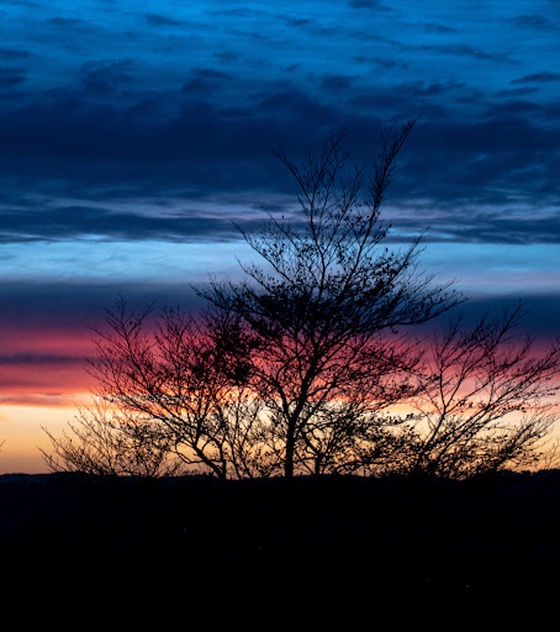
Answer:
[1, 471, 559, 624]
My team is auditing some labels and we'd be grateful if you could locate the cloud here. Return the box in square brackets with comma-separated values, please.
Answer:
[320, 74, 356, 91]
[0, 279, 205, 330]
[511, 72, 560, 85]
[0, 0, 557, 252]
[509, 14, 554, 30]
[0, 353, 86, 366]
[0, 48, 31, 60]
[421, 43, 517, 65]
[144, 13, 185, 27]
[0, 393, 81, 408]
[395, 114, 560, 204]
[276, 13, 313, 29]
[449, 294, 560, 339]
[398, 211, 560, 246]
[352, 55, 410, 70]
[79, 59, 137, 94]
[348, 0, 390, 9]
[0, 66, 26, 88]
[495, 86, 539, 98]
[0, 74, 558, 245]
[0, 202, 249, 243]
[213, 50, 242, 65]
[47, 17, 91, 29]
[180, 67, 232, 96]
[420, 22, 458, 34]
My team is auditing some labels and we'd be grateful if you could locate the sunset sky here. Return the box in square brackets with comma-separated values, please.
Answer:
[0, 0, 559, 473]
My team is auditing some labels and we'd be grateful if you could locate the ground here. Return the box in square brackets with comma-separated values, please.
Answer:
[1, 470, 559, 624]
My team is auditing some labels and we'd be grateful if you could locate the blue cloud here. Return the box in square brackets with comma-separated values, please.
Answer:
[511, 72, 560, 84]
[0, 1, 557, 276]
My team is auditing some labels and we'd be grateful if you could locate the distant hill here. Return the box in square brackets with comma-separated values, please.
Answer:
[2, 470, 559, 624]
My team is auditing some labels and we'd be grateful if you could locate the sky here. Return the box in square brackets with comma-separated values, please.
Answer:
[0, 0, 559, 473]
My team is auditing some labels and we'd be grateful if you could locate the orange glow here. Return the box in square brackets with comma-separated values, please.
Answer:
[0, 323, 96, 473]
[1, 321, 559, 475]
[0, 403, 90, 474]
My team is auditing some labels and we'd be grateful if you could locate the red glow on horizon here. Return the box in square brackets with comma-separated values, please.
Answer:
[0, 324, 96, 409]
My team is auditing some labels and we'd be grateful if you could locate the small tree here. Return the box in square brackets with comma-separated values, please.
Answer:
[401, 302, 560, 478]
[202, 122, 461, 477]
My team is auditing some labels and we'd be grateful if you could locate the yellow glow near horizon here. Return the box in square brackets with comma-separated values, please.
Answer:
[0, 400, 91, 475]
[2, 370, 560, 475]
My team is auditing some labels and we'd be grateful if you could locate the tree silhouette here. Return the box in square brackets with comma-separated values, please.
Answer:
[201, 122, 461, 477]
[42, 124, 559, 480]
[83, 299, 271, 479]
[41, 398, 183, 477]
[399, 302, 560, 478]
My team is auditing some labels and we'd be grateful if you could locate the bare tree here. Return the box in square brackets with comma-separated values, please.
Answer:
[401, 302, 560, 478]
[41, 398, 183, 477]
[41, 125, 559, 481]
[41, 297, 279, 479]
[283, 332, 422, 476]
[202, 122, 461, 477]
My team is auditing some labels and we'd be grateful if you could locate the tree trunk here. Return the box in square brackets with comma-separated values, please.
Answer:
[284, 424, 295, 478]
